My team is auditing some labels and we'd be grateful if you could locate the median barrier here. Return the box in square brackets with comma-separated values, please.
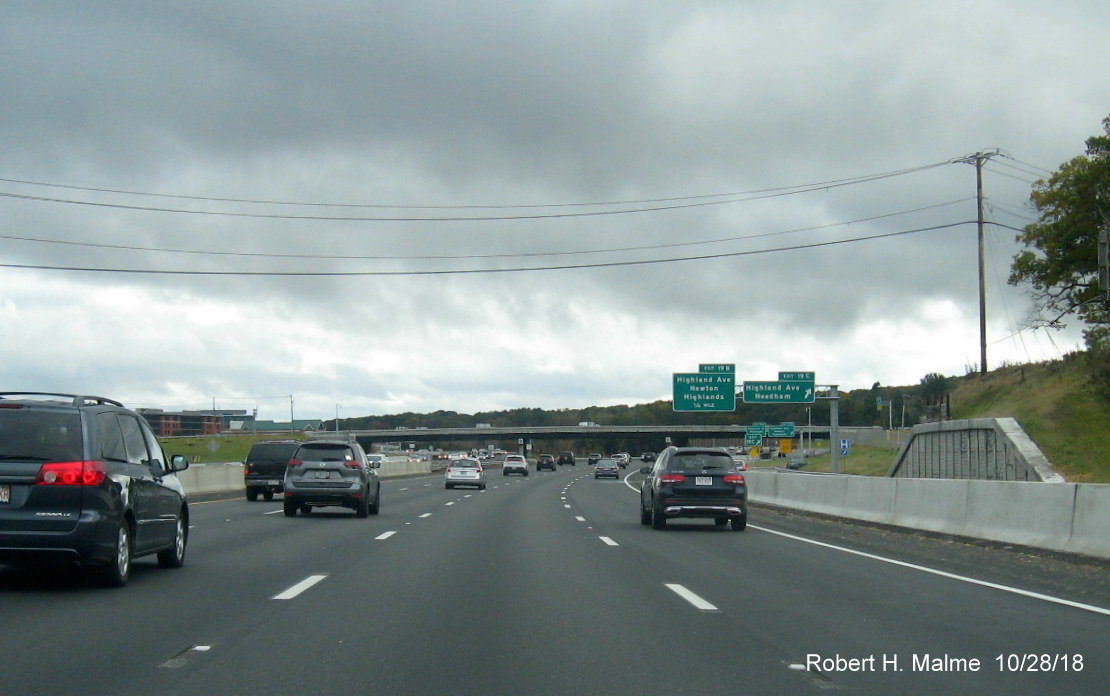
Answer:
[177, 457, 434, 497]
[745, 470, 1109, 560]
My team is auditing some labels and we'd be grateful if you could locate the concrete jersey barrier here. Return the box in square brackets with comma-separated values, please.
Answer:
[745, 469, 1109, 560]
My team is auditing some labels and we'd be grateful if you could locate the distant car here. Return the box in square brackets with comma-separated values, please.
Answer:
[243, 439, 301, 501]
[641, 452, 656, 462]
[0, 392, 191, 587]
[612, 453, 630, 468]
[594, 459, 620, 479]
[557, 451, 576, 466]
[536, 454, 556, 471]
[283, 441, 380, 517]
[639, 447, 747, 531]
[367, 453, 387, 467]
[503, 454, 529, 476]
[445, 458, 486, 489]
[587, 453, 602, 465]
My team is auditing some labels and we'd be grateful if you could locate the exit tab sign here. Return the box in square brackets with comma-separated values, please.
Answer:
[779, 371, 815, 382]
[700, 363, 735, 374]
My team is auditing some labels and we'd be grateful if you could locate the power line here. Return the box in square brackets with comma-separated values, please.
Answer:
[0, 161, 952, 211]
[0, 198, 972, 262]
[0, 162, 955, 222]
[0, 221, 972, 277]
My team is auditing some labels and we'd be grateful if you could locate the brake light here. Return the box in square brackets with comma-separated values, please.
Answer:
[287, 459, 302, 468]
[660, 473, 686, 484]
[343, 460, 361, 469]
[243, 467, 251, 476]
[36, 460, 107, 486]
[724, 474, 746, 484]
[475, 464, 483, 472]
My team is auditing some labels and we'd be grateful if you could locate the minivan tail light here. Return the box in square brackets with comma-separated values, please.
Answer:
[724, 474, 746, 484]
[287, 459, 302, 468]
[36, 460, 107, 486]
[660, 473, 686, 484]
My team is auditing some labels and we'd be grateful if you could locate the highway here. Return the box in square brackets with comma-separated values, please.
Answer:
[2, 464, 1107, 695]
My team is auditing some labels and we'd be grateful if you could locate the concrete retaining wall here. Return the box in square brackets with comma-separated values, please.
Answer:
[746, 469, 1109, 560]
[177, 458, 434, 496]
[889, 418, 1064, 482]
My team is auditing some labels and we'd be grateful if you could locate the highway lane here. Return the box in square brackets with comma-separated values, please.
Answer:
[1, 464, 1107, 695]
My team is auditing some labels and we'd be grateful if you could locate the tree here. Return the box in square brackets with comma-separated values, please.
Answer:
[1009, 114, 1110, 348]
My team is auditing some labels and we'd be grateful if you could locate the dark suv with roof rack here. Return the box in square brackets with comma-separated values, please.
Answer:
[0, 392, 191, 586]
[639, 446, 747, 531]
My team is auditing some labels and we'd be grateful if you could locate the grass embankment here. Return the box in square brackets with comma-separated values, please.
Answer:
[162, 432, 308, 464]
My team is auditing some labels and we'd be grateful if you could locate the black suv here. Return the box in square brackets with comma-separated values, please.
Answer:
[0, 393, 191, 586]
[283, 441, 381, 517]
[639, 447, 747, 531]
[557, 451, 576, 466]
[243, 440, 301, 501]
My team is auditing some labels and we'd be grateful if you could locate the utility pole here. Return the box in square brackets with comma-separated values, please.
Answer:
[958, 150, 999, 374]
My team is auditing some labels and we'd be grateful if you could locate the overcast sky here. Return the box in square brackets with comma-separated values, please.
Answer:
[2, 1, 1107, 421]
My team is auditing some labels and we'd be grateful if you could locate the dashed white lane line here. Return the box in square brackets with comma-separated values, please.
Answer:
[599, 536, 619, 546]
[665, 583, 719, 613]
[445, 501, 455, 506]
[575, 516, 586, 522]
[264, 509, 283, 515]
[273, 574, 328, 600]
[375, 531, 397, 540]
[419, 513, 432, 518]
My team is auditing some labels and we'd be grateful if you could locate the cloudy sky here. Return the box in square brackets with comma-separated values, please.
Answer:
[2, 1, 1107, 421]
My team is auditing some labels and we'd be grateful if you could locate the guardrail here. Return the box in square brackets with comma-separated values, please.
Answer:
[745, 469, 1109, 560]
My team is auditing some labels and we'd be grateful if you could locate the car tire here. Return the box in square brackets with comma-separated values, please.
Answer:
[246, 488, 259, 502]
[263, 490, 275, 501]
[731, 514, 747, 531]
[651, 499, 667, 530]
[157, 515, 187, 568]
[369, 489, 380, 515]
[284, 500, 297, 517]
[479, 483, 486, 490]
[300, 504, 312, 514]
[640, 505, 652, 525]
[446, 482, 453, 489]
[714, 517, 727, 527]
[355, 494, 369, 518]
[97, 521, 132, 588]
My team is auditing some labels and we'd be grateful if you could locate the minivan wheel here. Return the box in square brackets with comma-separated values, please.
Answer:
[355, 495, 369, 518]
[157, 515, 187, 568]
[98, 521, 131, 587]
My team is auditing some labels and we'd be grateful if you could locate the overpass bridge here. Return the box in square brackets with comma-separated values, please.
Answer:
[310, 423, 864, 452]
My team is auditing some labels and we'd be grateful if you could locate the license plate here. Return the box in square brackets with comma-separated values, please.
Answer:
[314, 471, 331, 479]
[266, 479, 281, 486]
[696, 477, 712, 486]
[0, 485, 10, 503]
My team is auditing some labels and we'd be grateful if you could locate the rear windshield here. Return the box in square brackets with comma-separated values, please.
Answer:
[295, 444, 355, 462]
[667, 453, 734, 472]
[0, 409, 83, 462]
[247, 443, 300, 460]
[450, 459, 477, 468]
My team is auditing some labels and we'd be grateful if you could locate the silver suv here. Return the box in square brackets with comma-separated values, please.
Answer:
[283, 441, 380, 517]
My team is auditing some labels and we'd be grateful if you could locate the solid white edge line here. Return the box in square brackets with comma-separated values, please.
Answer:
[622, 470, 1109, 617]
[665, 583, 719, 612]
[375, 531, 396, 540]
[751, 525, 1110, 617]
[272, 574, 327, 600]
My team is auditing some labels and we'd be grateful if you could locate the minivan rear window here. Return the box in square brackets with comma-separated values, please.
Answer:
[0, 410, 82, 462]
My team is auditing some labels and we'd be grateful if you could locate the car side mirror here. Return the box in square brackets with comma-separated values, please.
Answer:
[639, 466, 651, 475]
[170, 454, 190, 472]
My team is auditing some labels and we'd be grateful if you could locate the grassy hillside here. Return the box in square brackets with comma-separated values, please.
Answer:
[948, 357, 1110, 483]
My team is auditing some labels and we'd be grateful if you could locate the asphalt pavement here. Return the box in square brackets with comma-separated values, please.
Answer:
[1, 465, 1106, 696]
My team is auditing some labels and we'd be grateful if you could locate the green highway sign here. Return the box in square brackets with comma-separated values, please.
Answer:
[673, 372, 736, 412]
[779, 371, 815, 382]
[700, 363, 736, 374]
[767, 422, 796, 437]
[743, 381, 816, 403]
